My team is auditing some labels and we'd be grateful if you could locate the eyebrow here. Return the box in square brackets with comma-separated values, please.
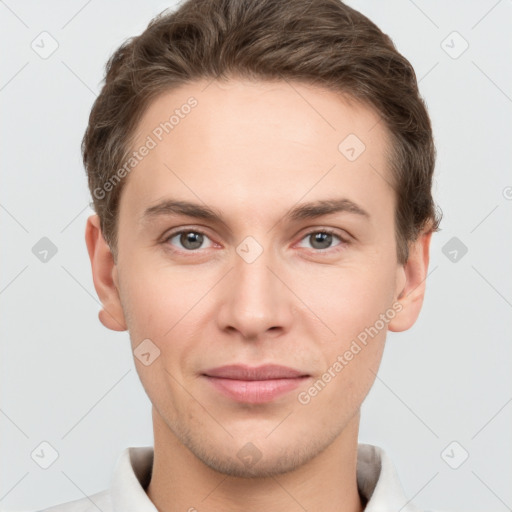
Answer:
[139, 197, 370, 226]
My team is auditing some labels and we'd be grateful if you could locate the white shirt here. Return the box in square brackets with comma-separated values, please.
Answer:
[38, 444, 431, 512]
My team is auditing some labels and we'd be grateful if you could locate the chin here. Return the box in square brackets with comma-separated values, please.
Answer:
[181, 429, 336, 479]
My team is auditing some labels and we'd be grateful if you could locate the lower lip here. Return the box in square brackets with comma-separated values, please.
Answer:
[203, 376, 309, 404]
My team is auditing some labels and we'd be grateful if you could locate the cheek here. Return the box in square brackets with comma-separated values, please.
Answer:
[119, 264, 213, 381]
[302, 281, 390, 416]
[120, 266, 200, 409]
[297, 259, 395, 399]
[119, 258, 200, 337]
[302, 262, 395, 339]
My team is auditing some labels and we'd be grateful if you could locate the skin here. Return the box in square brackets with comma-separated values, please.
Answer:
[85, 78, 432, 512]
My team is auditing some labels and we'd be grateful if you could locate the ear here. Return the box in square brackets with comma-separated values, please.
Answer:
[388, 230, 433, 332]
[85, 214, 127, 331]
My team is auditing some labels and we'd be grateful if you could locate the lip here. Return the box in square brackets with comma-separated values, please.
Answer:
[202, 364, 310, 404]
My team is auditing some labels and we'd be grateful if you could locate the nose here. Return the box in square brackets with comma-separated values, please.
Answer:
[216, 242, 294, 341]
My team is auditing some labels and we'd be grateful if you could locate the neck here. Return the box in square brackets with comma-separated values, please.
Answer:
[146, 408, 364, 512]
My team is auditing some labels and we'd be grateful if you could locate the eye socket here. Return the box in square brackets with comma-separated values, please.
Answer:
[296, 229, 347, 251]
[162, 228, 348, 253]
[164, 229, 214, 251]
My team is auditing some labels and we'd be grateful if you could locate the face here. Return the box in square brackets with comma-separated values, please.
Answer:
[86, 78, 431, 478]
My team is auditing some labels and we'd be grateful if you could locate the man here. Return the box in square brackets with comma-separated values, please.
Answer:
[42, 0, 442, 510]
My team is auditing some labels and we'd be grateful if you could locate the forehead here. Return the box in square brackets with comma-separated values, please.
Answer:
[133, 78, 387, 151]
[121, 79, 394, 229]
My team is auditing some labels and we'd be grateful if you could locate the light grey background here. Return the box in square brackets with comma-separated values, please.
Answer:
[1, 1, 511, 511]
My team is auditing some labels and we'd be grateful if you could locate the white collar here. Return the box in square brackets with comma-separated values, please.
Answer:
[41, 443, 426, 511]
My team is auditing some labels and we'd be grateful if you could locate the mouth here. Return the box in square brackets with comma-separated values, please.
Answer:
[201, 364, 311, 404]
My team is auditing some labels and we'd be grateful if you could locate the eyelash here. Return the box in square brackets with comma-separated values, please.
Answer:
[162, 227, 349, 254]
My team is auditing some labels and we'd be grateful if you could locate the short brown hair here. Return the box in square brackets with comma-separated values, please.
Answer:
[82, 0, 442, 264]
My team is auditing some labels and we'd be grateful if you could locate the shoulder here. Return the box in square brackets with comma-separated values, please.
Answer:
[357, 444, 450, 512]
[36, 489, 112, 512]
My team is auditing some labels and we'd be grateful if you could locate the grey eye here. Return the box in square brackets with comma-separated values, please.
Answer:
[167, 230, 213, 251]
[309, 232, 334, 250]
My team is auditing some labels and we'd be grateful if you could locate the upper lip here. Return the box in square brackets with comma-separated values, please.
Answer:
[202, 364, 309, 380]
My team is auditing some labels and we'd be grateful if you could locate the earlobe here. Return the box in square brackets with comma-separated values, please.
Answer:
[388, 230, 433, 333]
[85, 214, 127, 332]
